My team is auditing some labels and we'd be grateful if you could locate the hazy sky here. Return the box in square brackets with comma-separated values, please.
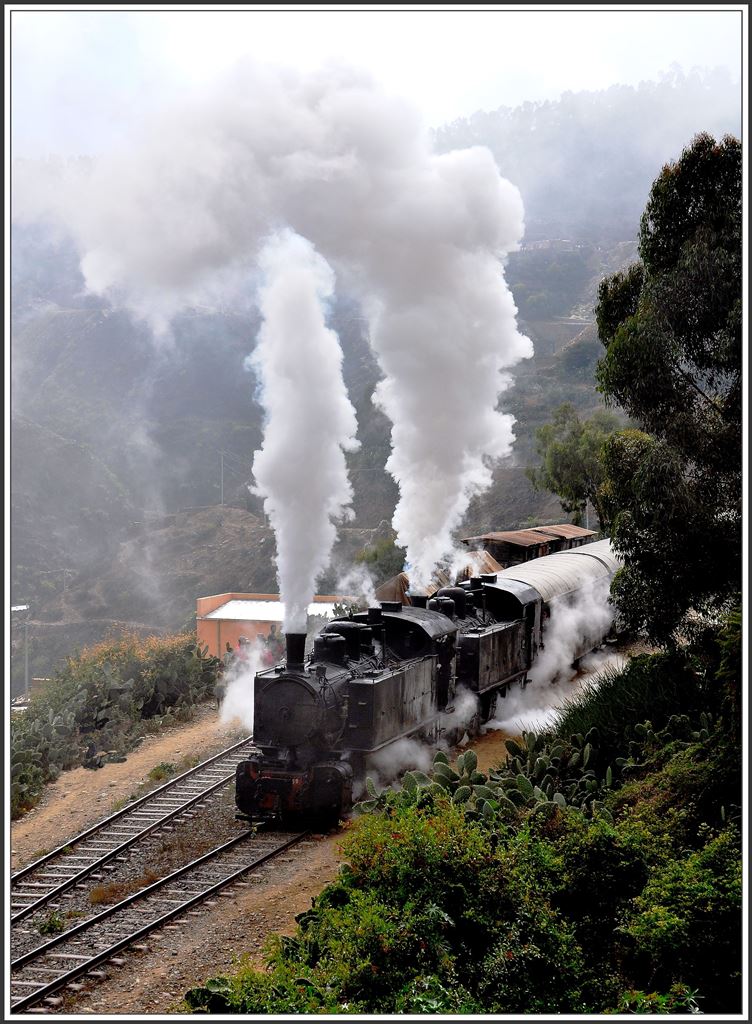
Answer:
[10, 6, 743, 156]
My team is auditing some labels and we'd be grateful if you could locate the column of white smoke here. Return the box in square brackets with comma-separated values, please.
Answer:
[365, 197, 530, 592]
[13, 63, 532, 588]
[335, 565, 377, 610]
[286, 130, 533, 592]
[249, 230, 359, 633]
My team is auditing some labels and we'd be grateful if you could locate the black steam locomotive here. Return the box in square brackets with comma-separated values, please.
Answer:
[235, 539, 620, 824]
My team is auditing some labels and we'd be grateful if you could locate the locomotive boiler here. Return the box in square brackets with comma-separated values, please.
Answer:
[235, 539, 621, 824]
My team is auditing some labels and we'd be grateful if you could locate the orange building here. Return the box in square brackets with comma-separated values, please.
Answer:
[196, 592, 345, 658]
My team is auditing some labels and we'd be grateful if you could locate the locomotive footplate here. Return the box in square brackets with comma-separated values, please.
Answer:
[236, 758, 353, 824]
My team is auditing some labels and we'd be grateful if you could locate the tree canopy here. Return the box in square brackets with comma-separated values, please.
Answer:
[527, 403, 621, 529]
[595, 133, 741, 641]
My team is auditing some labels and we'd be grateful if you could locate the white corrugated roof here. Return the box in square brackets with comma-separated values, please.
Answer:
[203, 600, 338, 622]
[566, 539, 622, 574]
[496, 540, 621, 604]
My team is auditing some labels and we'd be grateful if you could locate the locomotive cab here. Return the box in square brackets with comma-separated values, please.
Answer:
[454, 578, 541, 719]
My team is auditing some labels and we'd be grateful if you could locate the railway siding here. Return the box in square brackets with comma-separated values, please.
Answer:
[10, 736, 256, 924]
[10, 829, 307, 1013]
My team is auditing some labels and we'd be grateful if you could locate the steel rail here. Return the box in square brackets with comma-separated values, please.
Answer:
[11, 735, 256, 924]
[11, 830, 308, 1013]
[12, 735, 253, 881]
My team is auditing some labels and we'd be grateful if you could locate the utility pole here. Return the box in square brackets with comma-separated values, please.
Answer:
[38, 568, 73, 591]
[12, 605, 30, 699]
[220, 451, 224, 506]
[24, 620, 29, 697]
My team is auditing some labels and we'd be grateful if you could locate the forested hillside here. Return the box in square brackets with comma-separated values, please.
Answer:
[435, 68, 740, 241]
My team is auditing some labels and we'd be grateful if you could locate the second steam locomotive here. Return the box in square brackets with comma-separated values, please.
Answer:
[236, 539, 620, 824]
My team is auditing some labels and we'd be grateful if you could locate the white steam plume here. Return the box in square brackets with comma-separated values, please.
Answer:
[13, 62, 532, 589]
[335, 564, 377, 610]
[483, 650, 627, 736]
[528, 578, 615, 688]
[361, 736, 435, 797]
[440, 685, 480, 747]
[219, 640, 264, 734]
[249, 231, 359, 633]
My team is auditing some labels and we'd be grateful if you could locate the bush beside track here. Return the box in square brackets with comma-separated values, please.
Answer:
[10, 632, 221, 819]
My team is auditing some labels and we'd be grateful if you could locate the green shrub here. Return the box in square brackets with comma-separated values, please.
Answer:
[10, 632, 220, 818]
[39, 911, 65, 936]
[148, 762, 177, 782]
[393, 975, 482, 1014]
[618, 828, 742, 1013]
[605, 983, 701, 1014]
[477, 911, 588, 1014]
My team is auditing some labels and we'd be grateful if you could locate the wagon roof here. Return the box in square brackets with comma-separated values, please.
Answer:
[461, 524, 595, 547]
[496, 540, 621, 603]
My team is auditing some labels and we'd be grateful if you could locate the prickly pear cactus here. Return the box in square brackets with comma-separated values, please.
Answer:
[353, 709, 719, 827]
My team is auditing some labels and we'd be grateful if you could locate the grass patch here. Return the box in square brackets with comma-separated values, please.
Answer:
[110, 793, 137, 812]
[148, 762, 177, 783]
[38, 911, 65, 936]
[89, 868, 160, 906]
[177, 753, 201, 771]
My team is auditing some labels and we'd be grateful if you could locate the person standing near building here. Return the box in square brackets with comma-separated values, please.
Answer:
[223, 641, 235, 673]
[236, 636, 252, 669]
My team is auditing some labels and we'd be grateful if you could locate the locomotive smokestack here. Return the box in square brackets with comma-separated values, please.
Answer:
[285, 633, 306, 668]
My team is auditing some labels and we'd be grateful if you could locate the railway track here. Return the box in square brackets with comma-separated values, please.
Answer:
[10, 829, 309, 1013]
[10, 736, 256, 925]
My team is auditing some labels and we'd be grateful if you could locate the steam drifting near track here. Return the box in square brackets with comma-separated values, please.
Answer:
[219, 640, 263, 734]
[14, 62, 531, 598]
[484, 578, 618, 734]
